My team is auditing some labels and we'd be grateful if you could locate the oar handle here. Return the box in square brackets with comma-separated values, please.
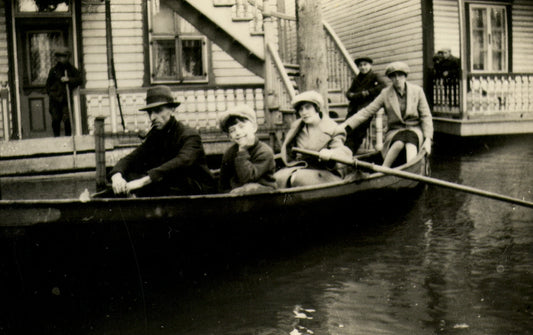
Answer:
[292, 147, 355, 165]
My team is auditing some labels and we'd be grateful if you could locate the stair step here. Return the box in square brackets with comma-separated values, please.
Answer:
[213, 0, 235, 7]
[232, 16, 254, 22]
[284, 63, 300, 68]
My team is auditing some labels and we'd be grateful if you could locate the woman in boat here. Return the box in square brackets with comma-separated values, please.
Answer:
[338, 61, 433, 167]
[275, 90, 353, 188]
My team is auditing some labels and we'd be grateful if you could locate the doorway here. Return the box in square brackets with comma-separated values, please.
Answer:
[12, 0, 78, 139]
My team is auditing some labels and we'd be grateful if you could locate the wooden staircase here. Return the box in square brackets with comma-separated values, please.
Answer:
[282, 63, 348, 119]
[162, 0, 265, 77]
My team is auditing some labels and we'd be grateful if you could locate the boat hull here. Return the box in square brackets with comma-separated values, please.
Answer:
[0, 152, 428, 227]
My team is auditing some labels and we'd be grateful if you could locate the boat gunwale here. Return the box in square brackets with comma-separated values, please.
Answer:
[0, 151, 427, 206]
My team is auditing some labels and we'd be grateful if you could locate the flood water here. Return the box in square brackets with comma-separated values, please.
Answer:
[0, 134, 532, 335]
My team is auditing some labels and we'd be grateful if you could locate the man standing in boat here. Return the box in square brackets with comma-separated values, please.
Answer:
[109, 85, 215, 196]
[344, 56, 387, 153]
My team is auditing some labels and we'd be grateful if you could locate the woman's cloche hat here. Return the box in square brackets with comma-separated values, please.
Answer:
[139, 85, 181, 111]
[385, 61, 410, 77]
[291, 90, 324, 112]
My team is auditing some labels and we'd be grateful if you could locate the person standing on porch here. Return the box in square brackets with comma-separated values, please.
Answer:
[45, 46, 83, 137]
[109, 85, 216, 197]
[433, 48, 460, 79]
[344, 56, 387, 154]
[338, 62, 433, 168]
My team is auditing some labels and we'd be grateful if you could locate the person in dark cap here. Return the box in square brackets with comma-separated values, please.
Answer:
[344, 56, 387, 153]
[46, 45, 83, 137]
[218, 104, 276, 194]
[109, 85, 215, 196]
[433, 48, 460, 79]
[338, 62, 433, 168]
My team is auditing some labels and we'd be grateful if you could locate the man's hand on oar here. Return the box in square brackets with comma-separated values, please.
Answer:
[111, 173, 128, 194]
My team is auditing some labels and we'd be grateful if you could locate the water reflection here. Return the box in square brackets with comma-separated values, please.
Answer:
[0, 136, 532, 334]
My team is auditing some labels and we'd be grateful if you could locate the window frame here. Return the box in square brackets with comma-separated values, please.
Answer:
[15, 0, 72, 17]
[148, 6, 209, 84]
[24, 29, 65, 86]
[468, 3, 510, 73]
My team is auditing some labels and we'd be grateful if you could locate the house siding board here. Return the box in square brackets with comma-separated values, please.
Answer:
[513, 0, 533, 72]
[322, 0, 425, 87]
[211, 39, 263, 85]
[81, 0, 144, 90]
[433, 0, 460, 56]
[82, 2, 263, 89]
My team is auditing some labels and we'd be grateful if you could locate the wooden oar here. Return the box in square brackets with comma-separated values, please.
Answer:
[292, 147, 533, 209]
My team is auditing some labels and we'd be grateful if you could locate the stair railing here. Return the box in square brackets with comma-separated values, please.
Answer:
[323, 21, 358, 94]
[266, 42, 296, 113]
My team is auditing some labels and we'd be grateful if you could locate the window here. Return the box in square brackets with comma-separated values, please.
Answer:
[469, 4, 508, 72]
[150, 3, 208, 83]
[27, 31, 64, 85]
[17, 0, 70, 13]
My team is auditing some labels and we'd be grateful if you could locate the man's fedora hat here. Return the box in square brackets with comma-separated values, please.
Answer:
[139, 85, 181, 111]
[354, 56, 373, 65]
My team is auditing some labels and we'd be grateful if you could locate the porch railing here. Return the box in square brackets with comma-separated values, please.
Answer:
[433, 73, 533, 118]
[84, 86, 265, 135]
[433, 77, 461, 116]
[468, 73, 533, 116]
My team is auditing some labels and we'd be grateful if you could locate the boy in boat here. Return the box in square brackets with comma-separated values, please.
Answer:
[109, 85, 215, 196]
[275, 90, 353, 188]
[218, 105, 277, 194]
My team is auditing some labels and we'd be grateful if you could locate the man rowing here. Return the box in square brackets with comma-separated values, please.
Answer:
[109, 85, 215, 196]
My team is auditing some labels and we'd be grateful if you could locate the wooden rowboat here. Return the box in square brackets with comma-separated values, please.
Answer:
[0, 150, 429, 228]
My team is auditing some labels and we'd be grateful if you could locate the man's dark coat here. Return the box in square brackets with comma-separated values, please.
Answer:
[45, 61, 83, 118]
[345, 70, 387, 152]
[346, 70, 387, 117]
[110, 116, 215, 196]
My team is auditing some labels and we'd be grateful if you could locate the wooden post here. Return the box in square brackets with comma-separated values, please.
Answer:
[458, 0, 467, 119]
[94, 117, 107, 191]
[263, 5, 278, 149]
[296, 0, 328, 110]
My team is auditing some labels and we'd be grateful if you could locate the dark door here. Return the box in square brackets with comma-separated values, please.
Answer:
[16, 19, 71, 138]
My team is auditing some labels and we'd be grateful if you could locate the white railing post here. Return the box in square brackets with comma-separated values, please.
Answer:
[1, 84, 10, 141]
[375, 109, 384, 151]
